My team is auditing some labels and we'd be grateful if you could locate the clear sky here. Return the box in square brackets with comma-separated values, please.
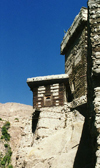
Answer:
[0, 0, 87, 105]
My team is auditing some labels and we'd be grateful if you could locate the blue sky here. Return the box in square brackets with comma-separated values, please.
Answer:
[0, 0, 87, 105]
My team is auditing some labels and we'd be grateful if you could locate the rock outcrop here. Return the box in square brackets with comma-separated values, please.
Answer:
[0, 102, 85, 168]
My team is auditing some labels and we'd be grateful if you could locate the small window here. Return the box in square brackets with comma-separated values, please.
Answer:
[45, 95, 51, 100]
[44, 94, 52, 107]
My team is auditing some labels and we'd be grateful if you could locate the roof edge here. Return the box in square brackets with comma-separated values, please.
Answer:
[60, 7, 87, 55]
[27, 74, 69, 83]
[27, 74, 69, 90]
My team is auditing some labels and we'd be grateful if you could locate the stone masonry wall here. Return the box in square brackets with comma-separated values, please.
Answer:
[65, 26, 87, 99]
[88, 0, 100, 167]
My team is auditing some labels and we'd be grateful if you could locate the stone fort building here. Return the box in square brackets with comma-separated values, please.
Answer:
[27, 0, 100, 167]
[27, 8, 87, 109]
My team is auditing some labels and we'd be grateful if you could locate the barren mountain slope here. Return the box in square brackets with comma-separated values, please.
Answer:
[0, 103, 33, 167]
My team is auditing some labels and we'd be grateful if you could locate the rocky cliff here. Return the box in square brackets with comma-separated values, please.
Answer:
[0, 102, 88, 168]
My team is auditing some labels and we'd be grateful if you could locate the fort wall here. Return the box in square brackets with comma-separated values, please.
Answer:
[88, 0, 100, 167]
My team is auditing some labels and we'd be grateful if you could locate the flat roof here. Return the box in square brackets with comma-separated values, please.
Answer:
[27, 74, 69, 90]
[60, 7, 87, 55]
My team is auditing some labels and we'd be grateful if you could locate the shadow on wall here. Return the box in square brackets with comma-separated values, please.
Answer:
[32, 109, 41, 133]
[73, 118, 95, 168]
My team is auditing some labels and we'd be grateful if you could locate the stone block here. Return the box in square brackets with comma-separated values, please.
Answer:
[38, 90, 45, 94]
[51, 89, 59, 93]
[52, 92, 59, 96]
[94, 87, 100, 92]
[50, 85, 59, 89]
[38, 94, 43, 97]
[95, 107, 100, 113]
[38, 86, 45, 91]
[96, 156, 100, 164]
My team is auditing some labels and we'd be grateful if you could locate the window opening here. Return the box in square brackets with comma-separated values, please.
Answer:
[45, 95, 51, 100]
[44, 94, 52, 107]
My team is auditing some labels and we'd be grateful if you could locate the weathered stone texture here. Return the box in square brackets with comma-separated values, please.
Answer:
[71, 95, 87, 108]
[88, 0, 100, 167]
[67, 27, 87, 99]
[33, 106, 66, 141]
[26, 104, 85, 168]
[61, 7, 88, 100]
[0, 102, 86, 168]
